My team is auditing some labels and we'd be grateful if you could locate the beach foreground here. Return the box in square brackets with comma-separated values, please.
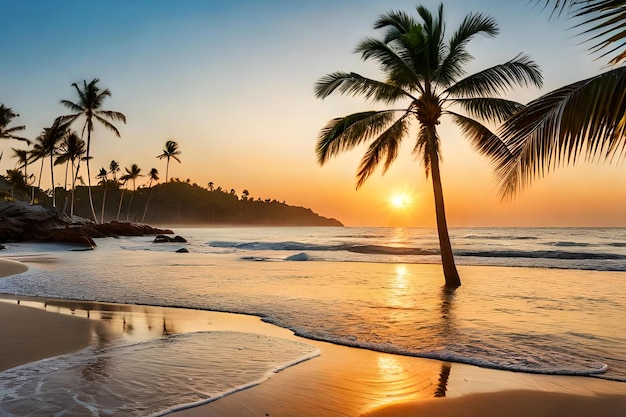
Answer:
[1, 259, 625, 416]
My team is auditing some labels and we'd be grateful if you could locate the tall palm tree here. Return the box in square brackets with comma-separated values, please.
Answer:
[0, 104, 28, 144]
[11, 148, 29, 180]
[315, 4, 542, 287]
[60, 78, 127, 223]
[141, 167, 159, 222]
[496, 1, 626, 198]
[123, 163, 142, 221]
[157, 140, 181, 183]
[33, 118, 68, 208]
[96, 167, 109, 223]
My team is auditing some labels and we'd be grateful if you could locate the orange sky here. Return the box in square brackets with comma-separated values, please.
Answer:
[1, 1, 624, 227]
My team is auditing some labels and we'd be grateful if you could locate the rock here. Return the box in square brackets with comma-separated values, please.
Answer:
[0, 201, 175, 248]
[0, 244, 5, 250]
[153, 234, 187, 243]
[175, 247, 189, 253]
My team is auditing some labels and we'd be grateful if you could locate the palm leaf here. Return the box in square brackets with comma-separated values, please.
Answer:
[314, 71, 414, 103]
[355, 38, 423, 91]
[316, 111, 398, 164]
[446, 54, 543, 98]
[94, 114, 122, 137]
[447, 111, 513, 164]
[437, 12, 499, 85]
[374, 10, 418, 43]
[356, 114, 410, 188]
[497, 66, 626, 198]
[449, 97, 526, 123]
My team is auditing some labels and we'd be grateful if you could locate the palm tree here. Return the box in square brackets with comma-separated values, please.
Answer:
[141, 167, 159, 222]
[315, 4, 542, 287]
[12, 148, 29, 180]
[496, 1, 626, 198]
[60, 78, 127, 223]
[0, 104, 28, 144]
[33, 118, 68, 208]
[109, 160, 120, 181]
[96, 167, 109, 223]
[123, 163, 142, 221]
[55, 132, 86, 215]
[157, 140, 181, 183]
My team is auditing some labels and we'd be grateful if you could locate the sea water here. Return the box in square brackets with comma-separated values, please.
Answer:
[0, 227, 625, 414]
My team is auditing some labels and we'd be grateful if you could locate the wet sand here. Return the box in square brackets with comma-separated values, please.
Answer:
[1, 259, 625, 416]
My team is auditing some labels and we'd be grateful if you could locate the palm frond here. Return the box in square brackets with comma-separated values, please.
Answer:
[356, 114, 410, 188]
[497, 66, 626, 198]
[60, 100, 84, 113]
[314, 71, 414, 103]
[374, 10, 418, 43]
[355, 37, 424, 90]
[449, 97, 526, 123]
[316, 110, 398, 164]
[446, 54, 543, 98]
[437, 12, 499, 85]
[97, 110, 127, 124]
[447, 111, 513, 164]
[94, 114, 122, 137]
[413, 125, 441, 177]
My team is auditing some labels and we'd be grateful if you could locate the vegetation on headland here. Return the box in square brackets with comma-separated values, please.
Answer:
[0, 178, 342, 227]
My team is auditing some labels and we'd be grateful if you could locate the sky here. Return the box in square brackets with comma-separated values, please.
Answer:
[1, 0, 623, 227]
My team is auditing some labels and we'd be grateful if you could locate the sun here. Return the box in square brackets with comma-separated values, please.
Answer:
[390, 194, 410, 209]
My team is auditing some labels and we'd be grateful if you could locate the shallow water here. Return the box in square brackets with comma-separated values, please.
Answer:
[0, 227, 625, 415]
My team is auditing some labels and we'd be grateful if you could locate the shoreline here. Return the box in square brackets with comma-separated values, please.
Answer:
[1, 258, 625, 416]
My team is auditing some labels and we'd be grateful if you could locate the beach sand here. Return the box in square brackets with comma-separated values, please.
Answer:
[1, 258, 625, 416]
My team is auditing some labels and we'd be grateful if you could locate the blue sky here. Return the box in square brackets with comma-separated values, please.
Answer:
[1, 1, 620, 226]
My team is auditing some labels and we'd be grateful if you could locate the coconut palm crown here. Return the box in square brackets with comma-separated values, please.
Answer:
[157, 140, 181, 183]
[315, 3, 543, 287]
[0, 104, 28, 144]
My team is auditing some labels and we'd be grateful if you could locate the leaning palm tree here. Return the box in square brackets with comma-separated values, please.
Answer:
[496, 1, 626, 198]
[157, 140, 181, 183]
[141, 167, 159, 222]
[0, 104, 28, 144]
[315, 4, 542, 287]
[96, 167, 109, 223]
[60, 78, 127, 223]
[55, 132, 86, 215]
[109, 160, 120, 181]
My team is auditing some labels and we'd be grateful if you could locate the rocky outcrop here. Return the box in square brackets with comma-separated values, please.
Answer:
[153, 235, 187, 243]
[0, 201, 173, 247]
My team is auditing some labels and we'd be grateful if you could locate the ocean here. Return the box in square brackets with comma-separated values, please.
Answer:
[0, 227, 624, 415]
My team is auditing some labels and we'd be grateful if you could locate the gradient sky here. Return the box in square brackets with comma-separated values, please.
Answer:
[1, 0, 623, 227]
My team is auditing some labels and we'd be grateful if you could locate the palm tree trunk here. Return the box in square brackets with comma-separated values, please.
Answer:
[165, 159, 170, 183]
[50, 150, 55, 208]
[86, 131, 98, 223]
[71, 160, 78, 216]
[141, 181, 153, 223]
[116, 188, 125, 221]
[100, 183, 108, 224]
[37, 159, 44, 204]
[430, 154, 461, 288]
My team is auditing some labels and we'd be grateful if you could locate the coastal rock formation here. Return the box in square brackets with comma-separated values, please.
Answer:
[153, 235, 187, 243]
[0, 201, 172, 247]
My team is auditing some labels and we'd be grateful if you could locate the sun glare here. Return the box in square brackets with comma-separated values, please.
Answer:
[390, 194, 410, 209]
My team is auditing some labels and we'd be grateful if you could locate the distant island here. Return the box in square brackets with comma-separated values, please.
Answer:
[1, 178, 343, 227]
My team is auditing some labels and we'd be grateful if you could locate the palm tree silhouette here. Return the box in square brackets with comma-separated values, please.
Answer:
[315, 3, 542, 287]
[60, 79, 127, 223]
[109, 160, 120, 182]
[96, 167, 109, 223]
[123, 163, 142, 221]
[55, 132, 86, 215]
[141, 167, 159, 222]
[496, 1, 626, 198]
[157, 140, 181, 183]
[0, 104, 28, 144]
[33, 118, 68, 208]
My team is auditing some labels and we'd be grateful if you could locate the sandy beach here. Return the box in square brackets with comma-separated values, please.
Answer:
[1, 258, 625, 416]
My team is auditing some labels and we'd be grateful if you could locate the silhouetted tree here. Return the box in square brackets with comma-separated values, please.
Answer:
[157, 140, 181, 183]
[141, 167, 159, 222]
[60, 78, 127, 223]
[315, 3, 542, 287]
[0, 104, 28, 144]
[96, 167, 109, 223]
[33, 118, 68, 208]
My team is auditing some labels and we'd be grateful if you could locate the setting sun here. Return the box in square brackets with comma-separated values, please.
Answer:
[390, 194, 410, 209]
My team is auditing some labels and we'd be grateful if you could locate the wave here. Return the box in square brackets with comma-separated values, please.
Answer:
[464, 234, 538, 240]
[210, 241, 436, 256]
[0, 331, 318, 417]
[458, 249, 626, 260]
